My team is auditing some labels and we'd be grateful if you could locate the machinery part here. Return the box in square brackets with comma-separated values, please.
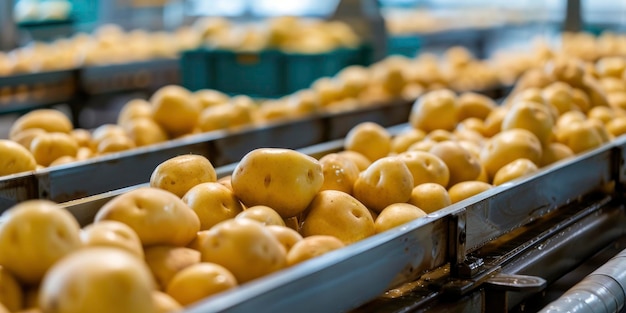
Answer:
[539, 248, 626, 313]
[484, 274, 547, 312]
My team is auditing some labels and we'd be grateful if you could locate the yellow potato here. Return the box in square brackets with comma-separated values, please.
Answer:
[123, 117, 169, 147]
[95, 187, 200, 246]
[198, 104, 246, 132]
[266, 225, 303, 252]
[91, 124, 127, 148]
[588, 106, 615, 124]
[183, 182, 244, 230]
[390, 128, 427, 154]
[501, 100, 554, 145]
[448, 181, 493, 204]
[193, 89, 230, 110]
[492, 158, 539, 186]
[231, 148, 323, 218]
[409, 89, 458, 132]
[9, 109, 72, 140]
[596, 56, 626, 78]
[425, 129, 455, 142]
[12, 128, 46, 149]
[153, 291, 182, 313]
[608, 91, 626, 110]
[0, 139, 37, 176]
[166, 262, 237, 306]
[286, 235, 344, 266]
[235, 205, 285, 227]
[572, 88, 592, 113]
[429, 141, 481, 187]
[0, 200, 81, 285]
[480, 129, 543, 179]
[30, 132, 78, 166]
[353, 156, 414, 212]
[374, 203, 427, 234]
[542, 81, 576, 115]
[301, 190, 375, 244]
[144, 245, 201, 290]
[336, 151, 371, 171]
[409, 183, 452, 214]
[69, 128, 92, 147]
[318, 153, 360, 194]
[81, 220, 144, 258]
[607, 116, 626, 137]
[557, 119, 607, 154]
[0, 266, 23, 312]
[397, 151, 450, 187]
[540, 142, 575, 166]
[195, 219, 286, 283]
[344, 122, 392, 162]
[457, 92, 496, 121]
[96, 134, 136, 155]
[482, 107, 509, 137]
[150, 154, 217, 198]
[39, 248, 156, 313]
[151, 85, 200, 136]
[117, 98, 153, 127]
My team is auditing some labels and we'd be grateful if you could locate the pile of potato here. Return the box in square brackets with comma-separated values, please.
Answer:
[193, 16, 360, 53]
[2, 51, 626, 311]
[0, 24, 202, 76]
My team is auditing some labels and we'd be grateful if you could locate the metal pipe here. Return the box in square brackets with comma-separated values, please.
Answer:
[539, 249, 626, 313]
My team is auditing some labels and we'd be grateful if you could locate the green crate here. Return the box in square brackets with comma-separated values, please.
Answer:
[387, 35, 423, 57]
[180, 46, 372, 98]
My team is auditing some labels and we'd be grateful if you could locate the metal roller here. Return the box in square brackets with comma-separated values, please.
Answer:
[539, 249, 626, 313]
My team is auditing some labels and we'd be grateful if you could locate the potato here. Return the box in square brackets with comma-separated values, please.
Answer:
[69, 128, 92, 147]
[448, 181, 493, 204]
[557, 120, 607, 154]
[318, 153, 360, 194]
[540, 142, 575, 166]
[482, 107, 509, 137]
[231, 148, 323, 218]
[607, 116, 626, 137]
[492, 158, 539, 186]
[11, 128, 46, 149]
[0, 139, 37, 176]
[0, 266, 23, 312]
[144, 246, 201, 290]
[429, 141, 481, 186]
[193, 89, 229, 110]
[81, 220, 144, 258]
[542, 81, 577, 115]
[391, 129, 427, 154]
[457, 92, 496, 121]
[9, 109, 72, 140]
[409, 89, 458, 132]
[397, 150, 450, 187]
[198, 104, 244, 132]
[195, 219, 286, 283]
[409, 183, 452, 214]
[150, 154, 217, 198]
[374, 203, 427, 234]
[235, 205, 285, 226]
[0, 200, 81, 285]
[501, 100, 554, 145]
[95, 187, 200, 246]
[30, 132, 78, 166]
[39, 248, 156, 313]
[166, 263, 237, 306]
[96, 135, 136, 155]
[336, 151, 371, 171]
[182, 182, 243, 230]
[151, 85, 200, 136]
[344, 122, 392, 162]
[91, 124, 127, 147]
[286, 235, 344, 266]
[117, 99, 153, 126]
[480, 129, 543, 179]
[123, 118, 169, 147]
[153, 291, 182, 313]
[266, 225, 303, 252]
[301, 190, 375, 244]
[353, 156, 414, 213]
